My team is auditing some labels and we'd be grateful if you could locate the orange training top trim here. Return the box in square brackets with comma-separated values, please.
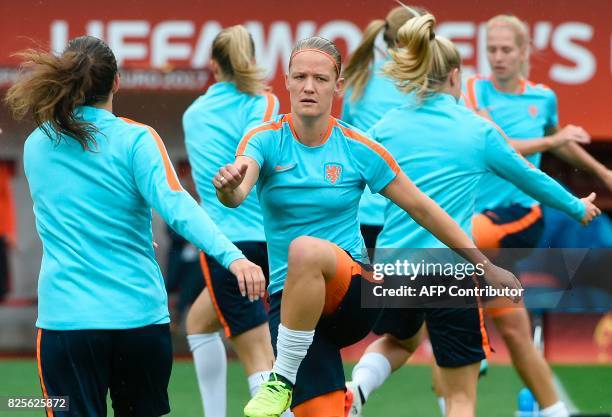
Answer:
[335, 121, 400, 174]
[466, 76, 480, 110]
[236, 116, 286, 156]
[120, 117, 183, 192]
[263, 93, 276, 122]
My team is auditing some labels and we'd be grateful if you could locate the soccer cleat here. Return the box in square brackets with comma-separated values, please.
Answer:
[244, 373, 293, 417]
[344, 381, 363, 417]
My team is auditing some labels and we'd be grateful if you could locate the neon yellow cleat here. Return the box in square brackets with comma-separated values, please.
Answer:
[244, 374, 293, 417]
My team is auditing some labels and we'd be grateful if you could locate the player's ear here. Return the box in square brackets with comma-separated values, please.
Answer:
[112, 73, 120, 94]
[335, 77, 344, 95]
[449, 68, 460, 88]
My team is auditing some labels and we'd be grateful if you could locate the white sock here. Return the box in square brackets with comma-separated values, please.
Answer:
[437, 396, 446, 416]
[187, 333, 227, 417]
[271, 324, 315, 385]
[248, 371, 270, 397]
[539, 401, 570, 417]
[351, 352, 392, 401]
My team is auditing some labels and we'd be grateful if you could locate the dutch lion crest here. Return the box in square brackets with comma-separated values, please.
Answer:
[324, 163, 343, 185]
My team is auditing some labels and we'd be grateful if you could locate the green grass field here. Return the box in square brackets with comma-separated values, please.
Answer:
[1, 360, 610, 416]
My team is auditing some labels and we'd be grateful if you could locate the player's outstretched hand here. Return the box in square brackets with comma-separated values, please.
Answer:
[580, 192, 601, 226]
[482, 262, 523, 303]
[213, 163, 248, 194]
[229, 258, 266, 302]
[552, 124, 591, 148]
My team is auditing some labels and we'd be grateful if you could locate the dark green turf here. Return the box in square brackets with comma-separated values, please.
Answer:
[0, 360, 609, 416]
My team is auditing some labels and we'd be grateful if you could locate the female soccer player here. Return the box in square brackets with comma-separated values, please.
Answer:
[344, 11, 601, 417]
[342, 5, 417, 249]
[349, 10, 600, 416]
[182, 25, 283, 417]
[213, 36, 522, 417]
[6, 36, 263, 417]
[464, 15, 612, 416]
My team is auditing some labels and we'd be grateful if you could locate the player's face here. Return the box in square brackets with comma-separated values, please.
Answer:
[486, 26, 525, 82]
[285, 51, 343, 119]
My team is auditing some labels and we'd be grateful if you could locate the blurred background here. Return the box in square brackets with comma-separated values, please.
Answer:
[0, 0, 610, 415]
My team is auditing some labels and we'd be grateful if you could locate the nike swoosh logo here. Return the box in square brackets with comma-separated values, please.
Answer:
[274, 163, 297, 172]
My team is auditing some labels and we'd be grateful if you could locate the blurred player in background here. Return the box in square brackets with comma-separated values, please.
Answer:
[5, 35, 264, 417]
[344, 9, 600, 417]
[215, 35, 521, 417]
[465, 14, 612, 417]
[341, 5, 417, 251]
[182, 25, 287, 417]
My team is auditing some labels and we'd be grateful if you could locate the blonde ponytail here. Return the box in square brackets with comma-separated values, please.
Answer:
[211, 25, 266, 95]
[343, 5, 419, 101]
[343, 19, 386, 101]
[384, 12, 460, 99]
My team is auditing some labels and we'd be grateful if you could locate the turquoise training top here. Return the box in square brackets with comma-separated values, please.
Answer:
[25, 106, 244, 330]
[237, 114, 400, 294]
[183, 82, 279, 242]
[342, 60, 412, 227]
[372, 93, 584, 249]
[463, 75, 560, 211]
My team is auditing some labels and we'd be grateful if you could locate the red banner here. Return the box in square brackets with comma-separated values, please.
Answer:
[1, 0, 611, 138]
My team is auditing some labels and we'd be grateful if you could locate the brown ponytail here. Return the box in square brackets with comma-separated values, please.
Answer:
[5, 36, 117, 151]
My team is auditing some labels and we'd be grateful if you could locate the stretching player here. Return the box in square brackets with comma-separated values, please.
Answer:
[6, 36, 263, 417]
[344, 10, 600, 417]
[213, 36, 521, 417]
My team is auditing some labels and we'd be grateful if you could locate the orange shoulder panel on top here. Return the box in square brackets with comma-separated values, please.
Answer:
[336, 121, 400, 174]
[526, 80, 551, 90]
[119, 117, 183, 192]
[263, 93, 276, 122]
[236, 116, 285, 156]
[465, 75, 480, 110]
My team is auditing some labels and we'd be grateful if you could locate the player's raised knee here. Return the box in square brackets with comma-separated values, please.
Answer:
[287, 236, 327, 268]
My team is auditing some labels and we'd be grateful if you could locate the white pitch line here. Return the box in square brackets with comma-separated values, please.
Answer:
[553, 373, 579, 414]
